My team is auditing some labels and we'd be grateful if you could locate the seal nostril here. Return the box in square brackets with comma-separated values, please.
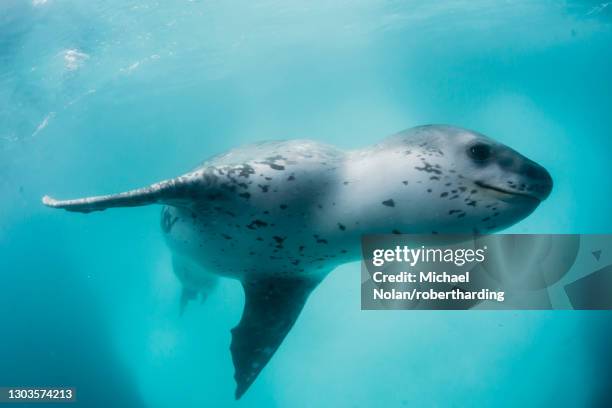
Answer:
[520, 163, 553, 200]
[526, 165, 543, 179]
[526, 164, 552, 184]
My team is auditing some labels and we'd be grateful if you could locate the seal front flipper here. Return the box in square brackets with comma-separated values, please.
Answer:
[231, 275, 320, 399]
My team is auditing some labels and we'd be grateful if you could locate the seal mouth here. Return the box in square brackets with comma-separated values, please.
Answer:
[474, 181, 541, 202]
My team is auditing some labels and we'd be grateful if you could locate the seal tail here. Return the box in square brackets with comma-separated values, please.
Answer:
[42, 171, 207, 213]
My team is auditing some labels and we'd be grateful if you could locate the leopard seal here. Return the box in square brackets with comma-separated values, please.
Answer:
[42, 124, 552, 398]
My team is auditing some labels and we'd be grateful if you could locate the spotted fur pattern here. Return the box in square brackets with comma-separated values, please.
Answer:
[162, 125, 549, 286]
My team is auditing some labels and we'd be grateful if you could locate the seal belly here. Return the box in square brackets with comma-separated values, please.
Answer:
[160, 204, 291, 280]
[160, 205, 233, 278]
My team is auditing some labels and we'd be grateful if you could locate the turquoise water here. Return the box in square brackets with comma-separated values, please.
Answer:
[1, 1, 611, 406]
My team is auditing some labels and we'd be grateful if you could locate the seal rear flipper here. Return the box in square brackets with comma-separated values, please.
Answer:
[179, 287, 198, 316]
[173, 255, 219, 316]
[231, 275, 320, 399]
[42, 170, 214, 213]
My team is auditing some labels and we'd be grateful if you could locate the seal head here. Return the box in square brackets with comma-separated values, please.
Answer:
[343, 125, 553, 235]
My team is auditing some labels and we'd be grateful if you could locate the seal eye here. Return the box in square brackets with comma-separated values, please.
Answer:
[468, 143, 492, 162]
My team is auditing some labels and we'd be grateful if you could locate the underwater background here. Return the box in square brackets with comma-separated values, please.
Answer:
[1, 0, 611, 406]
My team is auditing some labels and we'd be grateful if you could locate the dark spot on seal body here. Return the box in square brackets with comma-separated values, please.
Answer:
[440, 192, 448, 197]
[392, 229, 402, 235]
[280, 204, 288, 210]
[402, 180, 409, 185]
[239, 192, 251, 199]
[258, 184, 269, 192]
[415, 163, 442, 175]
[269, 163, 285, 171]
[343, 181, 350, 185]
[272, 236, 286, 248]
[287, 174, 295, 181]
[382, 199, 395, 207]
[314, 235, 328, 244]
[238, 164, 255, 178]
[221, 233, 232, 240]
[338, 223, 346, 231]
[247, 219, 268, 229]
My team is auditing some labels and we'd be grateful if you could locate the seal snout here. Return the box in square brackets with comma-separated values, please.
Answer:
[524, 162, 553, 201]
[477, 160, 553, 203]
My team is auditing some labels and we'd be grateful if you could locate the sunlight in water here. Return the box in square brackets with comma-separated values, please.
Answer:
[0, 0, 611, 407]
